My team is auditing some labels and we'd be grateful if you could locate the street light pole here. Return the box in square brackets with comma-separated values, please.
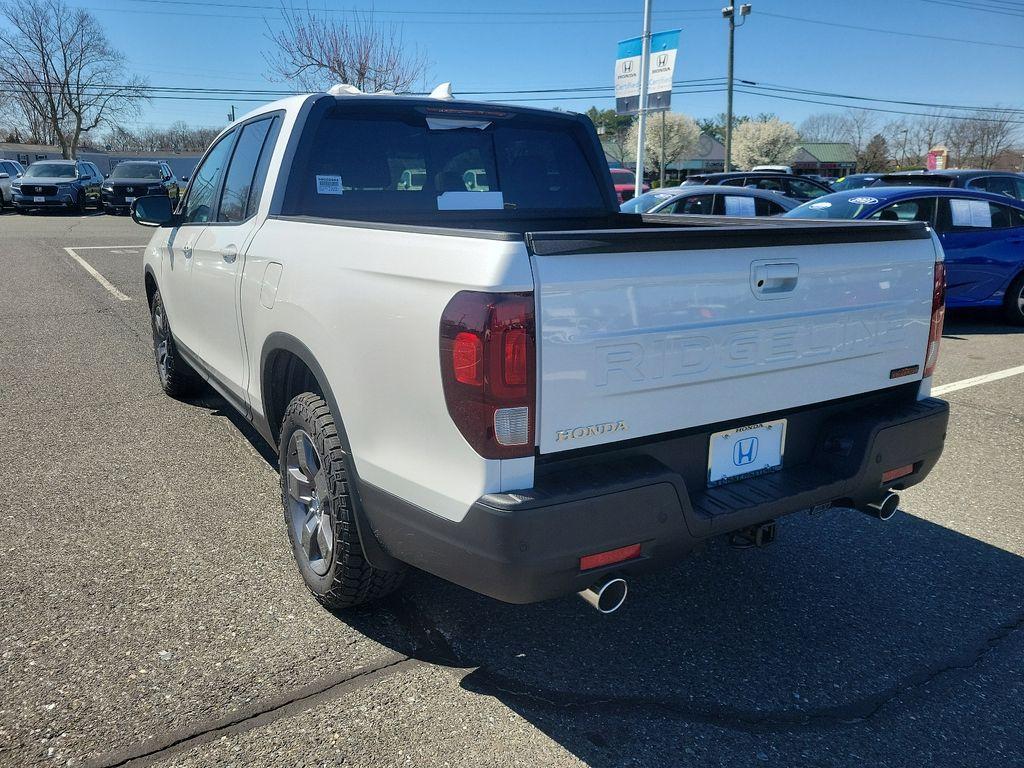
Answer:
[722, 4, 750, 173]
[634, 0, 653, 198]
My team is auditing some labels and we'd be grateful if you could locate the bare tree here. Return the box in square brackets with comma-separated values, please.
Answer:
[798, 112, 849, 143]
[0, 0, 147, 158]
[625, 112, 700, 179]
[265, 5, 430, 93]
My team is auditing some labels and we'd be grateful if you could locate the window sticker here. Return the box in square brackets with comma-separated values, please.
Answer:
[848, 196, 878, 205]
[437, 190, 504, 210]
[316, 175, 343, 195]
[724, 195, 757, 216]
[950, 198, 992, 228]
[809, 201, 832, 209]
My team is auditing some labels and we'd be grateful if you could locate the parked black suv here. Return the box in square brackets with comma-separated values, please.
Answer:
[101, 161, 180, 214]
[682, 172, 833, 201]
[870, 170, 1024, 200]
[12, 160, 103, 213]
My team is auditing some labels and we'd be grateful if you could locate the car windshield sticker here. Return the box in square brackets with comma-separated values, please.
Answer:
[724, 195, 756, 216]
[950, 198, 992, 228]
[848, 196, 878, 205]
[809, 201, 832, 209]
[437, 190, 504, 210]
[316, 175, 343, 195]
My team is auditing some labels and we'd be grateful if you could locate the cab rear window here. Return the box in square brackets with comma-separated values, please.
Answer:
[282, 102, 609, 220]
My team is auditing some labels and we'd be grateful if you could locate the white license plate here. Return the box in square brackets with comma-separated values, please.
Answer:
[708, 419, 787, 487]
[125, 196, 135, 204]
[33, 196, 44, 202]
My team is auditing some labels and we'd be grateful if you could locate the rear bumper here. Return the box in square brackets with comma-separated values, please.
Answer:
[360, 389, 949, 604]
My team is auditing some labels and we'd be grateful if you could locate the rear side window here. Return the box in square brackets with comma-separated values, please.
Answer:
[218, 116, 278, 222]
[283, 105, 607, 220]
[786, 178, 828, 199]
[936, 198, 1024, 231]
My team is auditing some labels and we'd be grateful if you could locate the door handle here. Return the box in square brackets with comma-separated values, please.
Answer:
[752, 262, 799, 295]
[221, 245, 238, 263]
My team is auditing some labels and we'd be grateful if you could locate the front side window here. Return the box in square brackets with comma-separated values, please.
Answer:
[183, 132, 235, 223]
[283, 105, 607, 220]
[786, 178, 828, 199]
[666, 194, 714, 215]
[867, 197, 936, 223]
[218, 117, 275, 222]
[620, 190, 676, 213]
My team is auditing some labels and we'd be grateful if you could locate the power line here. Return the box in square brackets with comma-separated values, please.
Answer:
[916, 0, 1024, 14]
[733, 88, 1024, 124]
[758, 11, 1024, 50]
[740, 80, 1024, 114]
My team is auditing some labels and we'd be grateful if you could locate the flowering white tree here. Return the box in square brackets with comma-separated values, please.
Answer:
[626, 112, 701, 178]
[732, 118, 799, 169]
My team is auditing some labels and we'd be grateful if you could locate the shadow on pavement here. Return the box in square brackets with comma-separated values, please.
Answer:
[343, 508, 1024, 766]
[944, 309, 1024, 337]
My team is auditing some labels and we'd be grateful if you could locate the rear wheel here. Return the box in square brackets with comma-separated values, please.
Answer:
[149, 289, 203, 398]
[279, 393, 405, 610]
[1003, 273, 1024, 326]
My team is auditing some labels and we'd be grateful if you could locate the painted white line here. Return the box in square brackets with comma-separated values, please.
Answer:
[68, 244, 146, 249]
[932, 364, 1024, 396]
[63, 247, 132, 302]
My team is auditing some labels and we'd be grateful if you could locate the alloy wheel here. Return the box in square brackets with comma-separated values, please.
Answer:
[285, 429, 334, 577]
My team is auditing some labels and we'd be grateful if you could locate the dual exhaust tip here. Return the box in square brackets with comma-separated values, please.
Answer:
[578, 492, 899, 615]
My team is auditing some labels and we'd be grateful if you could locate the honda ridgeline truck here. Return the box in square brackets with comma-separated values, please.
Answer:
[133, 87, 949, 614]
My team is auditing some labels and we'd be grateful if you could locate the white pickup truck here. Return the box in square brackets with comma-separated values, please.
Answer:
[134, 88, 949, 614]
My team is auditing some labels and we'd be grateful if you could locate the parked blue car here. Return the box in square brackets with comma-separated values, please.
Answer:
[785, 187, 1024, 324]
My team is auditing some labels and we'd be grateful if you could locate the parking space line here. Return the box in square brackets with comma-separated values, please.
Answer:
[933, 364, 1024, 396]
[68, 244, 147, 249]
[63, 247, 133, 302]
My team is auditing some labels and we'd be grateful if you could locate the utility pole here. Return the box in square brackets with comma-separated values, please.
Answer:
[228, 105, 236, 122]
[722, 4, 751, 172]
[634, 0, 653, 199]
[659, 110, 666, 188]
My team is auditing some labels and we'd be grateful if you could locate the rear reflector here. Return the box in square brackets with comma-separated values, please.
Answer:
[580, 543, 642, 571]
[882, 464, 914, 483]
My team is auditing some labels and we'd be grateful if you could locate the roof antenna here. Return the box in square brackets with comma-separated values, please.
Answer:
[327, 83, 362, 96]
[429, 82, 454, 101]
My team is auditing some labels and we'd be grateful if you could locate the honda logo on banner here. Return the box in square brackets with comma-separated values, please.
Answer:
[614, 28, 680, 116]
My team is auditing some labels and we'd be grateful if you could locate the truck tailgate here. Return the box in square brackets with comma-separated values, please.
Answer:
[528, 222, 938, 454]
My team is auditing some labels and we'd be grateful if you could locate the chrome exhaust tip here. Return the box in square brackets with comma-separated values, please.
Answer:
[862, 491, 900, 521]
[578, 577, 628, 614]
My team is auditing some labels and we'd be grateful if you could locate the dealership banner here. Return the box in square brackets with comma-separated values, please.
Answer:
[615, 29, 680, 115]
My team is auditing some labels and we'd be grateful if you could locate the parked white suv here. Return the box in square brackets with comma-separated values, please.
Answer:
[0, 158, 25, 209]
[134, 89, 949, 613]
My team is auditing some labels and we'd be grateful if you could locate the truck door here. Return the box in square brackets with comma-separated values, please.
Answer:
[159, 129, 236, 366]
[187, 115, 281, 407]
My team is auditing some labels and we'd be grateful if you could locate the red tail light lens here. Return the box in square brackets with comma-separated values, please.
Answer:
[924, 261, 945, 379]
[440, 291, 536, 459]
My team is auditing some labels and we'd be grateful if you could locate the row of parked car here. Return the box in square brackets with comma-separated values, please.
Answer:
[618, 168, 1024, 325]
[0, 158, 185, 215]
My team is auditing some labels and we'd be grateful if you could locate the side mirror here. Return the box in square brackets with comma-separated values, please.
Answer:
[104, 173, 110, 178]
[181, 175, 190, 183]
[132, 195, 177, 227]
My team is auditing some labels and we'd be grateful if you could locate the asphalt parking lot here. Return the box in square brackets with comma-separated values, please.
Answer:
[2, 211, 1023, 768]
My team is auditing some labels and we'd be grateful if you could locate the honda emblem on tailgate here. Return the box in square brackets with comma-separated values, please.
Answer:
[733, 437, 759, 466]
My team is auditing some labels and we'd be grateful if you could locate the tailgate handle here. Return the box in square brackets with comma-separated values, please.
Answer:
[752, 262, 799, 296]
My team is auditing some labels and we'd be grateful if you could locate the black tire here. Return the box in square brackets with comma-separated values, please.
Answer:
[279, 393, 405, 610]
[149, 289, 203, 398]
[1003, 272, 1024, 326]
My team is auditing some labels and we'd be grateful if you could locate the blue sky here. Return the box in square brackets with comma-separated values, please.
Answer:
[86, 0, 1023, 131]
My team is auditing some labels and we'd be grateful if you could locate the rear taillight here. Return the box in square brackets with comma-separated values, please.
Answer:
[440, 291, 536, 459]
[924, 261, 945, 378]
